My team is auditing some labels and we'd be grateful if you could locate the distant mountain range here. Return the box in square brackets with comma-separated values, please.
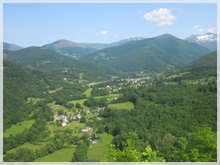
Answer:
[185, 33, 217, 51]
[3, 46, 119, 81]
[3, 33, 214, 74]
[81, 34, 212, 73]
[81, 37, 144, 50]
[42, 39, 98, 59]
[3, 42, 23, 51]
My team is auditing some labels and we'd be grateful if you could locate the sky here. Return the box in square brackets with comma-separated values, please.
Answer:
[3, 3, 217, 47]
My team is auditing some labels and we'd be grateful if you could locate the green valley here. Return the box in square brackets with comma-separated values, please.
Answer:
[3, 34, 217, 162]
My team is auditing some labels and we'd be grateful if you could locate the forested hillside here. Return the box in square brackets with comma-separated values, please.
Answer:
[82, 34, 211, 73]
[3, 47, 119, 81]
[166, 51, 217, 81]
[43, 39, 98, 58]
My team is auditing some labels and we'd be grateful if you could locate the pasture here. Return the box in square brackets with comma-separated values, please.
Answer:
[6, 142, 46, 154]
[108, 102, 134, 110]
[34, 147, 76, 162]
[4, 120, 35, 137]
[87, 132, 113, 162]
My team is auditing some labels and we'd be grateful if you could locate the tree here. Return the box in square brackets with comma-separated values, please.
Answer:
[67, 103, 74, 110]
[76, 103, 82, 109]
[80, 116, 86, 123]
[171, 125, 217, 162]
[108, 132, 165, 162]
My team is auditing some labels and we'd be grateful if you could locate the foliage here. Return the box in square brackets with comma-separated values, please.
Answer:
[108, 132, 165, 162]
[170, 125, 217, 162]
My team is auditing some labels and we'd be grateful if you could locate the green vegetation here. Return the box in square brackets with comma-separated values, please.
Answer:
[87, 132, 114, 161]
[82, 34, 211, 73]
[3, 38, 216, 162]
[108, 102, 134, 110]
[4, 120, 35, 137]
[34, 147, 76, 162]
[43, 39, 98, 58]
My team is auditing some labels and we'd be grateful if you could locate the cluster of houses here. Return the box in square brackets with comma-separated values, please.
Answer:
[53, 107, 103, 127]
[53, 114, 68, 126]
[121, 76, 151, 84]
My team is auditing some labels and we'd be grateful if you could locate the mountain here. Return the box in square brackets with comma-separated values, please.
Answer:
[82, 37, 145, 50]
[3, 42, 23, 51]
[183, 50, 217, 70]
[81, 34, 212, 73]
[185, 33, 217, 51]
[170, 51, 217, 81]
[3, 47, 119, 81]
[42, 39, 98, 58]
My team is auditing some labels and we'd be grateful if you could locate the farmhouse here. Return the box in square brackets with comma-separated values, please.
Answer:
[82, 126, 93, 133]
[70, 114, 76, 120]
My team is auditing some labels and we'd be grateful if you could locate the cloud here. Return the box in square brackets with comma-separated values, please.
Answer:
[95, 30, 108, 36]
[143, 8, 176, 26]
[207, 27, 215, 33]
[194, 25, 200, 29]
[194, 25, 204, 32]
[198, 29, 204, 32]
[114, 35, 119, 39]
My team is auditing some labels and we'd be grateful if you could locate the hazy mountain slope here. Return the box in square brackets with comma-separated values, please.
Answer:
[43, 39, 98, 58]
[145, 34, 212, 63]
[182, 51, 217, 71]
[3, 42, 23, 51]
[82, 34, 211, 73]
[172, 51, 217, 80]
[82, 37, 144, 50]
[3, 47, 119, 81]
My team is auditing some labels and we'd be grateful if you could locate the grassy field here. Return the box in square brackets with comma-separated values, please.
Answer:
[166, 72, 190, 79]
[79, 73, 84, 79]
[34, 147, 76, 162]
[83, 88, 92, 97]
[4, 120, 35, 137]
[48, 87, 63, 94]
[6, 142, 46, 154]
[26, 98, 45, 104]
[67, 99, 89, 109]
[108, 102, 134, 110]
[87, 132, 113, 162]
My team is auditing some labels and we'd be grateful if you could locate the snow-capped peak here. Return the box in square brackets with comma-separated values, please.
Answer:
[196, 33, 217, 42]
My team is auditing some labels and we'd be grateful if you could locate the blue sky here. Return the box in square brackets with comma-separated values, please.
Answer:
[3, 3, 217, 47]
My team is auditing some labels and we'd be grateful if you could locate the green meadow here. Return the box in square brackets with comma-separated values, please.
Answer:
[6, 142, 46, 154]
[4, 120, 35, 137]
[108, 102, 134, 110]
[87, 132, 113, 162]
[26, 98, 45, 104]
[83, 88, 92, 97]
[34, 147, 76, 162]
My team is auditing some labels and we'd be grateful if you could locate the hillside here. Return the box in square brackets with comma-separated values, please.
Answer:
[43, 39, 98, 58]
[3, 60, 57, 130]
[3, 42, 23, 51]
[82, 37, 144, 50]
[180, 51, 217, 79]
[82, 34, 211, 73]
[3, 47, 119, 81]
